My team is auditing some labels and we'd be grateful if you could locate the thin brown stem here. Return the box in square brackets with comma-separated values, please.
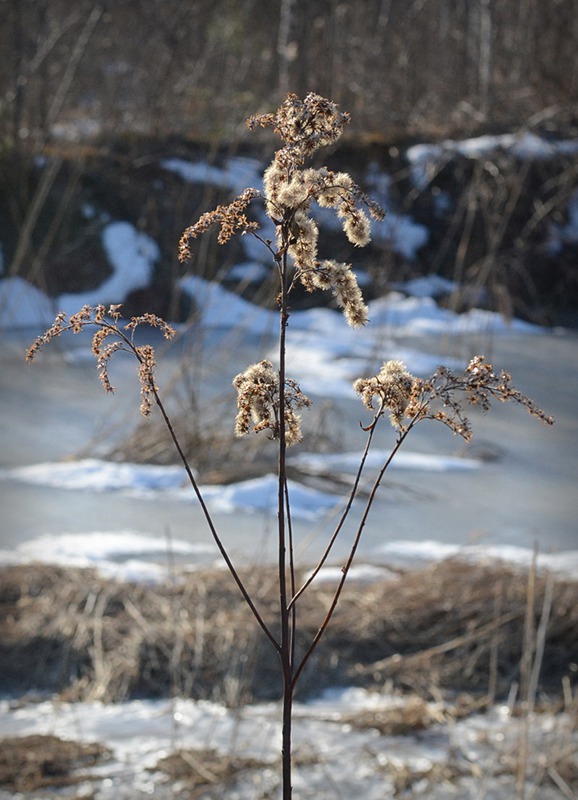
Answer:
[151, 384, 279, 652]
[291, 420, 416, 690]
[273, 235, 294, 799]
[284, 475, 297, 670]
[94, 318, 280, 653]
[288, 412, 381, 611]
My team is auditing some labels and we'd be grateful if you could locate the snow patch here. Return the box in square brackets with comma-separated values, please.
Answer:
[59, 221, 158, 313]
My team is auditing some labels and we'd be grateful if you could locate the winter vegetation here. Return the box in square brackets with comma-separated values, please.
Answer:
[10, 93, 566, 800]
[2, 0, 577, 143]
[1, 4, 577, 798]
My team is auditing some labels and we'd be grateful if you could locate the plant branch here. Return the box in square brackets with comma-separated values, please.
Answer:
[288, 408, 382, 610]
[291, 419, 416, 690]
[150, 382, 279, 652]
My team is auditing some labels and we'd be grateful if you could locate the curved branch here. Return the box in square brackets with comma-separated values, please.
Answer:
[291, 417, 418, 689]
[151, 384, 280, 652]
[288, 406, 383, 611]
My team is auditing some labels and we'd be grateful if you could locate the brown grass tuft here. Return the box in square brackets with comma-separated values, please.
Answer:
[0, 735, 110, 793]
[1, 559, 576, 707]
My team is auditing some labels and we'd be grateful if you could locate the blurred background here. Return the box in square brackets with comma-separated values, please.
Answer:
[1, 0, 578, 325]
[3, 0, 577, 143]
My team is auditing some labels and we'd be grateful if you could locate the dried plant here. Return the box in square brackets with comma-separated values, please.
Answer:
[28, 93, 553, 800]
[26, 304, 175, 416]
[354, 355, 553, 439]
[233, 360, 311, 446]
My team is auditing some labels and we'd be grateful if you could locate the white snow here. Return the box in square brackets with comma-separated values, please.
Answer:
[366, 291, 540, 335]
[178, 275, 539, 399]
[162, 155, 262, 194]
[291, 449, 482, 474]
[0, 460, 341, 522]
[0, 458, 186, 494]
[198, 474, 341, 521]
[375, 539, 578, 579]
[59, 221, 158, 314]
[0, 264, 545, 527]
[226, 261, 270, 283]
[179, 274, 277, 335]
[304, 564, 398, 584]
[0, 692, 574, 799]
[391, 275, 457, 298]
[0, 276, 57, 329]
[0, 531, 216, 583]
[0, 222, 159, 329]
[406, 132, 578, 188]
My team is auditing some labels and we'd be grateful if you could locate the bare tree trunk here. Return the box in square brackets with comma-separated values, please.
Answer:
[479, 0, 492, 120]
[7, 2, 104, 283]
[277, 0, 295, 97]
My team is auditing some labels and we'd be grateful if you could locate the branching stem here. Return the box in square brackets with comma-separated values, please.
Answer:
[292, 418, 417, 689]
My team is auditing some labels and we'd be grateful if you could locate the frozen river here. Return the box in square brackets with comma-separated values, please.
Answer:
[1, 321, 577, 570]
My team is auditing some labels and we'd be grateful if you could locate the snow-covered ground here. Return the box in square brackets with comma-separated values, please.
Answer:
[1, 273, 577, 800]
[1, 197, 576, 556]
[2, 273, 575, 556]
[1, 687, 576, 799]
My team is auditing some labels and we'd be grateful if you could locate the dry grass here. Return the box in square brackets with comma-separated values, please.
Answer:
[152, 749, 270, 798]
[0, 734, 110, 793]
[1, 559, 576, 707]
[1, 560, 577, 799]
[102, 393, 339, 487]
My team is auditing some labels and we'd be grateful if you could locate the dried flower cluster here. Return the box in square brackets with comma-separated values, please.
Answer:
[176, 93, 388, 446]
[355, 355, 554, 440]
[247, 93, 350, 165]
[26, 305, 175, 416]
[178, 93, 384, 330]
[354, 360, 416, 428]
[233, 360, 311, 446]
[179, 188, 260, 261]
[256, 93, 385, 328]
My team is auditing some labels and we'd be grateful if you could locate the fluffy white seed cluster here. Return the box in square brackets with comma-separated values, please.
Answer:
[256, 94, 384, 329]
[233, 360, 310, 446]
[354, 360, 416, 428]
[263, 163, 374, 327]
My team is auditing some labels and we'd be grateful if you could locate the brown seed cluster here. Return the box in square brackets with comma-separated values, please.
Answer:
[354, 360, 417, 428]
[176, 93, 388, 445]
[233, 360, 310, 446]
[26, 305, 175, 417]
[247, 92, 351, 166]
[178, 188, 260, 262]
[256, 94, 384, 328]
[355, 355, 554, 440]
[179, 93, 384, 330]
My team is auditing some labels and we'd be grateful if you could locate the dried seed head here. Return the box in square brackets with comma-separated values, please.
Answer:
[179, 188, 260, 261]
[287, 211, 319, 270]
[27, 306, 175, 418]
[136, 344, 157, 416]
[343, 211, 371, 247]
[302, 260, 368, 328]
[233, 360, 310, 446]
[354, 360, 416, 427]
[248, 93, 350, 164]
[355, 355, 554, 439]
[180, 94, 385, 331]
